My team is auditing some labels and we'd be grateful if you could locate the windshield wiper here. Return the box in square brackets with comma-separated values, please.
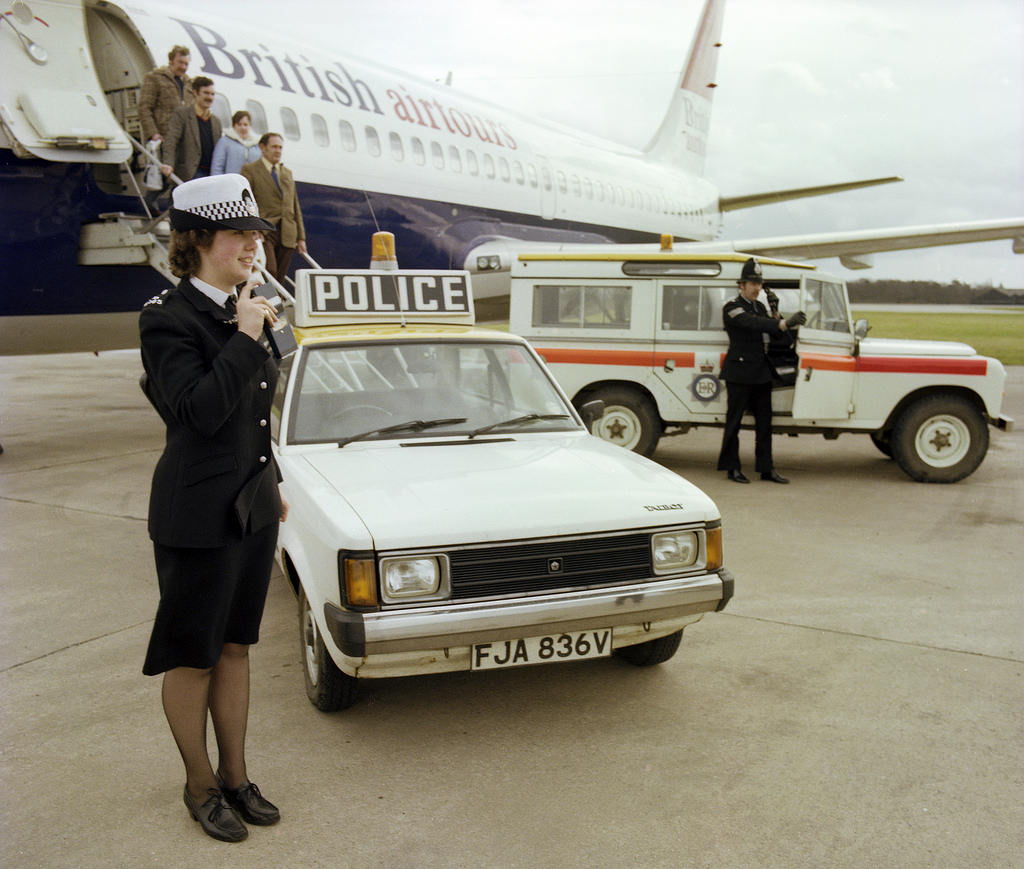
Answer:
[468, 413, 571, 439]
[337, 417, 467, 447]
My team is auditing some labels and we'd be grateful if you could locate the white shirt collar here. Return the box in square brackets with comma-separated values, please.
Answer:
[190, 276, 235, 308]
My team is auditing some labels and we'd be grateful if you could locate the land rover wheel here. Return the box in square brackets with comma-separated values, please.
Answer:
[583, 387, 662, 457]
[891, 395, 988, 483]
[299, 587, 357, 711]
[614, 630, 683, 666]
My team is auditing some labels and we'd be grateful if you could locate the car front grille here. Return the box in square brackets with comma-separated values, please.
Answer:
[447, 532, 653, 600]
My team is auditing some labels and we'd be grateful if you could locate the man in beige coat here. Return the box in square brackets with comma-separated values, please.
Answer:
[139, 46, 193, 143]
[240, 134, 307, 282]
[161, 78, 221, 182]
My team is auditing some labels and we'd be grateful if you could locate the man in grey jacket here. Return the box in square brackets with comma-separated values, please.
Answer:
[161, 78, 221, 182]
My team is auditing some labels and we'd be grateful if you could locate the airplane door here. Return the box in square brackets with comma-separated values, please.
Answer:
[538, 156, 557, 220]
[0, 0, 133, 163]
[790, 277, 856, 419]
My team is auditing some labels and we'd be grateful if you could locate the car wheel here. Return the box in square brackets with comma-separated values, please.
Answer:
[299, 587, 357, 711]
[890, 395, 988, 483]
[869, 430, 893, 458]
[614, 630, 683, 666]
[581, 387, 662, 457]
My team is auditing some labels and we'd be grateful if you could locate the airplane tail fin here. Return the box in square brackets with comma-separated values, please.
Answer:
[643, 0, 725, 175]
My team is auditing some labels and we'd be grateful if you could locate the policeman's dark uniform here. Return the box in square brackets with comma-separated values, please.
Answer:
[716, 258, 788, 481]
[140, 199, 280, 676]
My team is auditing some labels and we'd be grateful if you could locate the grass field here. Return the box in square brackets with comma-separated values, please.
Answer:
[851, 309, 1024, 365]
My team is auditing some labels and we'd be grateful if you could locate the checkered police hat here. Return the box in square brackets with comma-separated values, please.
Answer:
[170, 174, 274, 232]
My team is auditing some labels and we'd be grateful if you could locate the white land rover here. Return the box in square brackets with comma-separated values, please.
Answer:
[508, 246, 1014, 483]
[271, 258, 733, 711]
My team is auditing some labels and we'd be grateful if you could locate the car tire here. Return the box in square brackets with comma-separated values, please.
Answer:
[581, 386, 662, 457]
[614, 629, 683, 666]
[299, 587, 357, 711]
[890, 394, 988, 483]
[869, 430, 893, 458]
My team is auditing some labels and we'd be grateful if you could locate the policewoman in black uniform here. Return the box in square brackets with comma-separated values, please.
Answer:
[716, 257, 806, 484]
[139, 174, 286, 842]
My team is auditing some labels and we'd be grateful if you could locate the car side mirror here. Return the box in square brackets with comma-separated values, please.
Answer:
[578, 399, 605, 428]
[854, 318, 870, 340]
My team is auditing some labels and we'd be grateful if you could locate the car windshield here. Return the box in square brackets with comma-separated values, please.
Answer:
[287, 340, 578, 444]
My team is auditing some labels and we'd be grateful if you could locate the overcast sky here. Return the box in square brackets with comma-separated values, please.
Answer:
[178, 0, 1023, 287]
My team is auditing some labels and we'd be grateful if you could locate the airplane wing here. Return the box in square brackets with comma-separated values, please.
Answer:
[718, 176, 904, 212]
[683, 218, 1024, 269]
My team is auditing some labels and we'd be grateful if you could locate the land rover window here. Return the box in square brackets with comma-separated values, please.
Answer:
[532, 285, 632, 329]
[803, 280, 850, 332]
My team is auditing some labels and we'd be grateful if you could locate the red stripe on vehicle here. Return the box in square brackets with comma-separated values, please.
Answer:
[855, 356, 987, 375]
[800, 352, 987, 376]
[536, 348, 696, 368]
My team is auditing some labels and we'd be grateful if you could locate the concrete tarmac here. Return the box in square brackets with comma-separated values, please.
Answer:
[1, 352, 1021, 869]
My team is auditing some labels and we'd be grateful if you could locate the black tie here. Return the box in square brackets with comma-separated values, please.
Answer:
[271, 165, 282, 193]
[223, 294, 237, 321]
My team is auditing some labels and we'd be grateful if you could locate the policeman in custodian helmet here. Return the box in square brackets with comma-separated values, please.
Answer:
[716, 257, 806, 484]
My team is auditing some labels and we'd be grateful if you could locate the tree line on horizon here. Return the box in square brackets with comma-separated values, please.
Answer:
[846, 279, 1024, 304]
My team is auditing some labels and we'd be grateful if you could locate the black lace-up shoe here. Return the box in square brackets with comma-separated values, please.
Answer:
[220, 780, 280, 826]
[727, 470, 750, 484]
[760, 470, 789, 484]
[183, 787, 248, 842]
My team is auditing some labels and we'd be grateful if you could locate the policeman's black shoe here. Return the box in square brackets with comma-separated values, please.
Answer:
[727, 470, 750, 484]
[760, 470, 789, 484]
[219, 779, 281, 826]
[183, 786, 248, 842]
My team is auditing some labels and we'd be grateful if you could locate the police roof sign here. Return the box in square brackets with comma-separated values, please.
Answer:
[293, 269, 475, 327]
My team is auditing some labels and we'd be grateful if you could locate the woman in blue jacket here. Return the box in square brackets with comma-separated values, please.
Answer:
[211, 110, 261, 175]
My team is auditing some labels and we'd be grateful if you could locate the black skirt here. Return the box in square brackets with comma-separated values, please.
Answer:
[142, 524, 278, 675]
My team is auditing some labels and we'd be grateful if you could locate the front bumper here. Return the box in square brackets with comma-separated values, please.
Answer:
[995, 414, 1014, 432]
[324, 568, 734, 657]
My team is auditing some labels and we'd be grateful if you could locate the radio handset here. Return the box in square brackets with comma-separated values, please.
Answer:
[252, 284, 297, 358]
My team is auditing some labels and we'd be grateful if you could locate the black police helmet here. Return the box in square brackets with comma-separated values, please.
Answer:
[739, 257, 763, 284]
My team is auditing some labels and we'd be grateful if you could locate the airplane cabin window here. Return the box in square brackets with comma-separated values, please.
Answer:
[571, 175, 581, 197]
[584, 178, 593, 199]
[311, 114, 329, 147]
[556, 171, 567, 194]
[448, 145, 462, 172]
[411, 136, 425, 165]
[281, 107, 300, 140]
[527, 164, 538, 188]
[245, 101, 268, 136]
[211, 95, 231, 132]
[365, 126, 381, 157]
[431, 141, 444, 169]
[483, 153, 496, 179]
[338, 120, 356, 152]
[596, 181, 604, 202]
[499, 157, 511, 182]
[541, 166, 551, 190]
[390, 132, 404, 161]
[513, 161, 524, 185]
[466, 149, 479, 175]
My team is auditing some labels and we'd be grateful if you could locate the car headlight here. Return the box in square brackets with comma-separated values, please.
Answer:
[380, 555, 450, 602]
[651, 530, 700, 574]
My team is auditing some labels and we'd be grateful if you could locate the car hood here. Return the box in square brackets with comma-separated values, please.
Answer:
[300, 434, 719, 549]
[858, 337, 978, 357]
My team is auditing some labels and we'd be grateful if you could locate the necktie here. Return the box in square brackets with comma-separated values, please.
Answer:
[223, 294, 237, 322]
[271, 165, 282, 194]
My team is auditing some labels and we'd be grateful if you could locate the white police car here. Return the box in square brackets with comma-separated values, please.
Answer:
[271, 248, 732, 710]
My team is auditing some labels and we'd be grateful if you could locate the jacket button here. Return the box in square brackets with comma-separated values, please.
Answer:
[259, 455, 268, 463]
[259, 419, 268, 427]
[260, 381, 268, 390]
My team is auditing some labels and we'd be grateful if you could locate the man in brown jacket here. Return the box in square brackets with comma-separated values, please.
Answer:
[161, 78, 221, 182]
[139, 46, 193, 143]
[240, 134, 307, 282]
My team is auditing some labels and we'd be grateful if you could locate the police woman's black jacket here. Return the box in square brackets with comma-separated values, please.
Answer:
[140, 278, 281, 548]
